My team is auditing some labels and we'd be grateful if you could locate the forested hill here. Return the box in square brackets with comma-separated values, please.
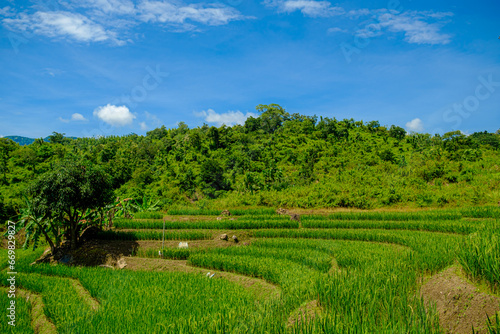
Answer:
[1, 104, 499, 221]
[3, 135, 77, 146]
[4, 136, 40, 146]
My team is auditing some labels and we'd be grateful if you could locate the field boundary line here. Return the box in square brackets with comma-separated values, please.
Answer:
[68, 278, 100, 311]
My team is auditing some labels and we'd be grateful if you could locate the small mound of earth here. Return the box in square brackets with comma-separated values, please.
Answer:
[34, 239, 138, 268]
[421, 266, 500, 334]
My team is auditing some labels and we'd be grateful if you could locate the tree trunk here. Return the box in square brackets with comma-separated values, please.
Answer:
[42, 229, 56, 254]
[70, 220, 77, 250]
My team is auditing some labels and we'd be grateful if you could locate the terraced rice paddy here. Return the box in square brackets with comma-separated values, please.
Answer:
[1, 207, 499, 333]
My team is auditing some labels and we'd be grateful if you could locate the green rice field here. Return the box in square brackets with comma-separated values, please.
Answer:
[1, 207, 499, 333]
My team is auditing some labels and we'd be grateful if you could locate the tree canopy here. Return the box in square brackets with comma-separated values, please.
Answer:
[0, 104, 499, 226]
[28, 161, 114, 249]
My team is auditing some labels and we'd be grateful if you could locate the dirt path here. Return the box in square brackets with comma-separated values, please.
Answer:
[421, 266, 500, 334]
[124, 257, 280, 300]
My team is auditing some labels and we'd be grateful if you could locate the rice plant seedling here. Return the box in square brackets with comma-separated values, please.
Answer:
[114, 217, 298, 230]
[206, 244, 332, 273]
[460, 206, 500, 219]
[4, 207, 498, 333]
[458, 222, 500, 290]
[94, 230, 213, 240]
[137, 247, 195, 259]
[133, 211, 164, 219]
[301, 218, 477, 234]
[252, 228, 461, 272]
[166, 207, 276, 216]
[0, 288, 34, 334]
[308, 211, 463, 221]
[486, 311, 500, 334]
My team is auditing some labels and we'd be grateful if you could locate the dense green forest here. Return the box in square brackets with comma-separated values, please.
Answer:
[1, 104, 500, 223]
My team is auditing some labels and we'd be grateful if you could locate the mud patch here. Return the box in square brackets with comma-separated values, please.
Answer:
[421, 266, 500, 334]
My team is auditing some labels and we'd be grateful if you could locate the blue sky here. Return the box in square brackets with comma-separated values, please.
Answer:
[0, 0, 499, 138]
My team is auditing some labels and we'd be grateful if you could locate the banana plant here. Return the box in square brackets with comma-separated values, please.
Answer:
[12, 195, 61, 253]
[130, 195, 160, 213]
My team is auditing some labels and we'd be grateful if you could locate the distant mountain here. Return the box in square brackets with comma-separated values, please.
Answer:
[4, 136, 39, 146]
[4, 136, 77, 146]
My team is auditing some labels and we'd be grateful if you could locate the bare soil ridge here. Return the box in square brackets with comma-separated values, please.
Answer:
[421, 266, 500, 334]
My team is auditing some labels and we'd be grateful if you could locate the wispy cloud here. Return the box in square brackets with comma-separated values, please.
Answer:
[355, 10, 453, 45]
[94, 104, 135, 126]
[0, 6, 15, 17]
[138, 1, 248, 28]
[3, 11, 123, 44]
[138, 111, 161, 131]
[65, 0, 136, 15]
[327, 27, 347, 34]
[1, 0, 249, 44]
[263, 0, 344, 17]
[58, 113, 89, 123]
[195, 109, 258, 127]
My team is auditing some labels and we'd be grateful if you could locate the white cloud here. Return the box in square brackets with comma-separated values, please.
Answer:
[264, 0, 344, 17]
[3, 11, 122, 44]
[93, 104, 135, 126]
[139, 121, 148, 130]
[71, 113, 87, 121]
[2, 1, 248, 44]
[59, 113, 88, 123]
[379, 11, 452, 45]
[195, 109, 258, 127]
[138, 1, 247, 27]
[65, 0, 136, 15]
[0, 6, 15, 17]
[355, 10, 452, 45]
[347, 9, 370, 18]
[327, 27, 346, 34]
[406, 118, 424, 132]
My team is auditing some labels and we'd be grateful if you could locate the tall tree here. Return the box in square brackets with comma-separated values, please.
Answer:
[28, 161, 114, 250]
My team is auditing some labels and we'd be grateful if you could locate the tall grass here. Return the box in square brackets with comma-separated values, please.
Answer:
[311, 211, 463, 221]
[166, 207, 276, 216]
[115, 218, 298, 230]
[0, 287, 34, 334]
[302, 218, 477, 234]
[95, 230, 212, 240]
[252, 228, 461, 272]
[136, 247, 195, 260]
[458, 222, 500, 290]
[133, 212, 163, 219]
[460, 206, 500, 219]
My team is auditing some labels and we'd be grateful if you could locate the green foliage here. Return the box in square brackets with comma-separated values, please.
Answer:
[115, 217, 298, 230]
[3, 209, 500, 333]
[94, 230, 212, 240]
[133, 211, 163, 219]
[458, 222, 500, 290]
[27, 160, 114, 249]
[1, 105, 500, 216]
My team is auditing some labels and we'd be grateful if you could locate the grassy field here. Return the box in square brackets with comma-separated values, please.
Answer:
[1, 207, 499, 333]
